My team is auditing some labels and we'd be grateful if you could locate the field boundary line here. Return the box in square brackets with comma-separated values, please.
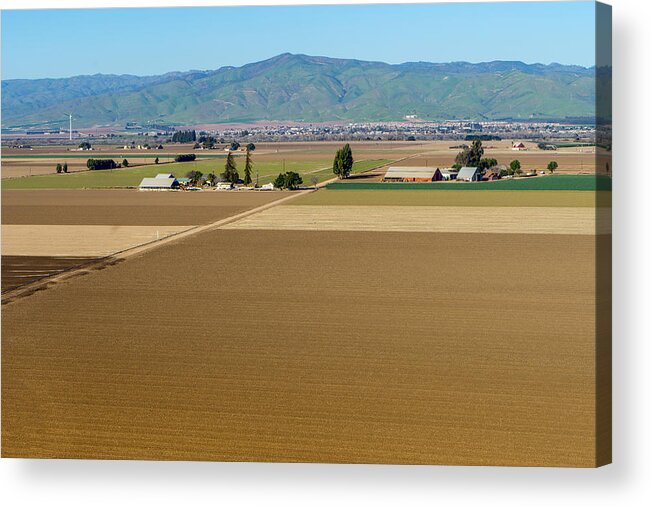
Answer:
[2, 152, 427, 301]
[1, 189, 312, 303]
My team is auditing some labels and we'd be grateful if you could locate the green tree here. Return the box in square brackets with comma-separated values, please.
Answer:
[284, 171, 303, 190]
[246, 143, 256, 152]
[185, 170, 203, 185]
[63, 162, 68, 173]
[205, 173, 217, 185]
[56, 163, 62, 174]
[174, 154, 196, 162]
[273, 173, 286, 189]
[122, 159, 129, 167]
[230, 141, 240, 151]
[478, 157, 498, 171]
[87, 159, 117, 170]
[455, 139, 484, 167]
[547, 161, 558, 174]
[244, 149, 253, 186]
[154, 157, 159, 164]
[222, 151, 239, 183]
[171, 130, 196, 143]
[78, 141, 92, 150]
[273, 172, 303, 190]
[510, 159, 521, 175]
[332, 143, 354, 179]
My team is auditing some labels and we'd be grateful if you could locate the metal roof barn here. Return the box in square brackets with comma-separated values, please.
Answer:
[383, 167, 442, 182]
[139, 177, 180, 191]
[456, 167, 482, 181]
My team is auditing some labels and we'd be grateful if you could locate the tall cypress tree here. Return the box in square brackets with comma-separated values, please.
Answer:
[244, 149, 253, 185]
[332, 144, 354, 179]
[333, 148, 344, 178]
[342, 143, 353, 177]
[222, 151, 239, 183]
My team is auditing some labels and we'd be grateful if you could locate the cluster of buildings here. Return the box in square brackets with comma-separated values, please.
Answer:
[2, 120, 595, 148]
[138, 173, 274, 191]
[383, 166, 483, 183]
[194, 121, 595, 143]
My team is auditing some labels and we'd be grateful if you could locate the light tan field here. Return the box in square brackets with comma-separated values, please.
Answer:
[221, 205, 610, 235]
[1, 229, 607, 466]
[1, 159, 90, 178]
[2, 225, 192, 256]
[292, 189, 611, 207]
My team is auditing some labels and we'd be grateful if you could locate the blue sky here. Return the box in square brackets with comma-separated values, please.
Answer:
[1, 2, 596, 80]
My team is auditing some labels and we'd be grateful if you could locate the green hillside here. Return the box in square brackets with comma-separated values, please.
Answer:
[2, 54, 596, 128]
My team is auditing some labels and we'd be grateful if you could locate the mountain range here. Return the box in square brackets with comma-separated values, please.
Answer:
[1, 53, 596, 128]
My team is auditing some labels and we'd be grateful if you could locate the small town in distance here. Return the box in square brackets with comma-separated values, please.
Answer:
[1, 118, 606, 193]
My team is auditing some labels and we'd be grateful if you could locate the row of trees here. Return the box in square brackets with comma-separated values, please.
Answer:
[174, 154, 196, 162]
[87, 159, 118, 170]
[172, 130, 197, 143]
[182, 148, 255, 187]
[55, 163, 68, 173]
[86, 158, 130, 170]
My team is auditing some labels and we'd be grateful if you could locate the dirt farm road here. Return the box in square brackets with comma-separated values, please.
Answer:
[2, 149, 469, 302]
[1, 189, 311, 303]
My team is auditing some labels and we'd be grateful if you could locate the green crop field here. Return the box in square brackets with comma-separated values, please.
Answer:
[292, 189, 611, 207]
[1, 158, 390, 190]
[326, 175, 612, 192]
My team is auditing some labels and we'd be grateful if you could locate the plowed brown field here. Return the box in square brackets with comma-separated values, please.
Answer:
[1, 255, 97, 292]
[1, 189, 287, 226]
[2, 229, 604, 466]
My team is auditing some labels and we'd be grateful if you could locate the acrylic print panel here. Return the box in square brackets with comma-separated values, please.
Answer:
[0, 1, 611, 467]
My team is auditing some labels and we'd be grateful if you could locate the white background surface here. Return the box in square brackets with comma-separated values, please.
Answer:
[1, 1, 649, 505]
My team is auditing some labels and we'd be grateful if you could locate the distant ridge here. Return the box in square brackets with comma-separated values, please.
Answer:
[1, 53, 596, 128]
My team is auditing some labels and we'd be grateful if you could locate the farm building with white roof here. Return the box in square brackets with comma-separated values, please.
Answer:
[139, 173, 180, 191]
[456, 167, 482, 182]
[383, 166, 443, 182]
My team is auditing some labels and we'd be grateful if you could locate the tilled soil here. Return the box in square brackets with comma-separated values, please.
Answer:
[1, 189, 288, 226]
[2, 229, 605, 466]
[1, 255, 97, 292]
